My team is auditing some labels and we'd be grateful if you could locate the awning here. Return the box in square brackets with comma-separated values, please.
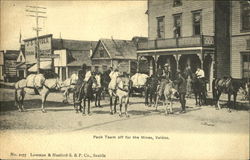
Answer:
[28, 61, 52, 72]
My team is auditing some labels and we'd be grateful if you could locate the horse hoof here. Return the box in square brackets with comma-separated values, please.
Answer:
[126, 114, 130, 118]
[18, 109, 22, 112]
[42, 110, 46, 113]
[119, 113, 123, 117]
[82, 113, 87, 116]
[88, 113, 92, 116]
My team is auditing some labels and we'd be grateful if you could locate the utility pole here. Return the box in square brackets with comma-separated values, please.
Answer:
[26, 6, 47, 74]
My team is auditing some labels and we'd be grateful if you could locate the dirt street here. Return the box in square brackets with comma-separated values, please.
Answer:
[0, 88, 249, 134]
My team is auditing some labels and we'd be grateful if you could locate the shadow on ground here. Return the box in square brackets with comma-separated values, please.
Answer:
[0, 99, 70, 112]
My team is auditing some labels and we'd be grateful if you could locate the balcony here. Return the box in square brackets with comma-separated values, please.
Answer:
[137, 35, 214, 50]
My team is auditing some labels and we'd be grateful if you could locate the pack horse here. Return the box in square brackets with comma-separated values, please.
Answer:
[14, 74, 62, 113]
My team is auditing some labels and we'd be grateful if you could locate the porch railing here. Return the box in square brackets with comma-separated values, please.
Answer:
[137, 35, 214, 50]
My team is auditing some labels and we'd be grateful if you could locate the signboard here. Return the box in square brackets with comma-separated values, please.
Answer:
[24, 34, 52, 64]
[54, 50, 67, 67]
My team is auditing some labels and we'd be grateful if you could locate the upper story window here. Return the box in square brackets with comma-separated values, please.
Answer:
[173, 14, 182, 38]
[173, 0, 182, 7]
[241, 1, 250, 31]
[157, 16, 165, 39]
[193, 11, 202, 36]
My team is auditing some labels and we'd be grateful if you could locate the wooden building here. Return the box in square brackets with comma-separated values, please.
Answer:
[0, 51, 4, 81]
[137, 0, 231, 90]
[230, 1, 250, 80]
[91, 38, 147, 75]
[4, 50, 19, 82]
[23, 34, 97, 81]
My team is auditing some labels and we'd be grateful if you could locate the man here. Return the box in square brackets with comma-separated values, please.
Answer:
[174, 71, 187, 113]
[184, 65, 192, 98]
[195, 66, 207, 95]
[158, 63, 172, 99]
[195, 66, 205, 79]
[75, 64, 87, 103]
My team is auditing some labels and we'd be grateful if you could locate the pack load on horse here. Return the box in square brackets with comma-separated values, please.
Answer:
[130, 73, 149, 96]
[14, 73, 61, 113]
[108, 72, 131, 117]
[212, 76, 247, 112]
[74, 68, 97, 115]
[61, 73, 78, 103]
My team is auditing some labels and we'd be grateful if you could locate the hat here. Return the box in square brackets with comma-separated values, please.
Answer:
[164, 63, 170, 67]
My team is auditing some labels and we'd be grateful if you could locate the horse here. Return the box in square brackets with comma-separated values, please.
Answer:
[108, 75, 131, 117]
[92, 73, 103, 108]
[191, 73, 207, 106]
[212, 77, 246, 111]
[145, 73, 159, 107]
[61, 73, 78, 104]
[155, 80, 178, 115]
[75, 75, 97, 115]
[15, 76, 62, 113]
[130, 73, 149, 96]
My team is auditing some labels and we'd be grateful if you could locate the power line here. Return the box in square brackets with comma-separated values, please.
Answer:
[26, 6, 47, 74]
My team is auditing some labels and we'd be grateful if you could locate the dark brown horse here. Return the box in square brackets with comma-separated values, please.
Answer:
[145, 73, 159, 107]
[191, 73, 207, 106]
[92, 73, 103, 108]
[212, 77, 246, 112]
[74, 75, 97, 115]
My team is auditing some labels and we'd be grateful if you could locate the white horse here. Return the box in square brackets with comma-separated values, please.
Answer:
[15, 75, 62, 113]
[155, 81, 177, 115]
[109, 75, 131, 117]
[61, 73, 78, 103]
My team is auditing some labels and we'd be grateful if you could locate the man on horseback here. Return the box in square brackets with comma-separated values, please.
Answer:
[109, 67, 120, 91]
[158, 63, 172, 99]
[195, 66, 207, 96]
[75, 64, 87, 103]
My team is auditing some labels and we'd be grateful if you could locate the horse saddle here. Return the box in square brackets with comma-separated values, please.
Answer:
[216, 78, 232, 89]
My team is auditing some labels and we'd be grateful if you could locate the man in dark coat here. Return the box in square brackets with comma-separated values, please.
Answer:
[75, 64, 87, 103]
[174, 71, 187, 113]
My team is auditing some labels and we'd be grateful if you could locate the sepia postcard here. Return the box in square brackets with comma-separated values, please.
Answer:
[0, 0, 249, 159]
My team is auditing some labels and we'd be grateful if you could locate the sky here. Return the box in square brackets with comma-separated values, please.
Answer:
[0, 0, 148, 50]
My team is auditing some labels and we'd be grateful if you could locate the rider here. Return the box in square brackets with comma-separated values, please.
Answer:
[195, 66, 207, 96]
[158, 63, 172, 98]
[174, 71, 187, 113]
[75, 64, 87, 103]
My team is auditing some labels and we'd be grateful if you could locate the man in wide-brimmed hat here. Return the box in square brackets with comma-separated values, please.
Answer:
[174, 70, 187, 113]
[158, 63, 172, 99]
[75, 63, 87, 103]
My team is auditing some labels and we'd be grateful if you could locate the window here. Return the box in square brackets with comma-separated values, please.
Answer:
[173, 0, 182, 7]
[193, 11, 201, 36]
[241, 1, 250, 31]
[242, 53, 250, 79]
[173, 14, 182, 38]
[100, 50, 104, 57]
[157, 16, 165, 39]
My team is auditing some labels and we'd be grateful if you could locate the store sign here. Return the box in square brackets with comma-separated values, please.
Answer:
[54, 50, 67, 67]
[24, 35, 52, 63]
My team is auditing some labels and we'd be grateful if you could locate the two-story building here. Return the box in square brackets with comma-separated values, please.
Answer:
[4, 50, 19, 82]
[230, 1, 250, 80]
[137, 0, 231, 90]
